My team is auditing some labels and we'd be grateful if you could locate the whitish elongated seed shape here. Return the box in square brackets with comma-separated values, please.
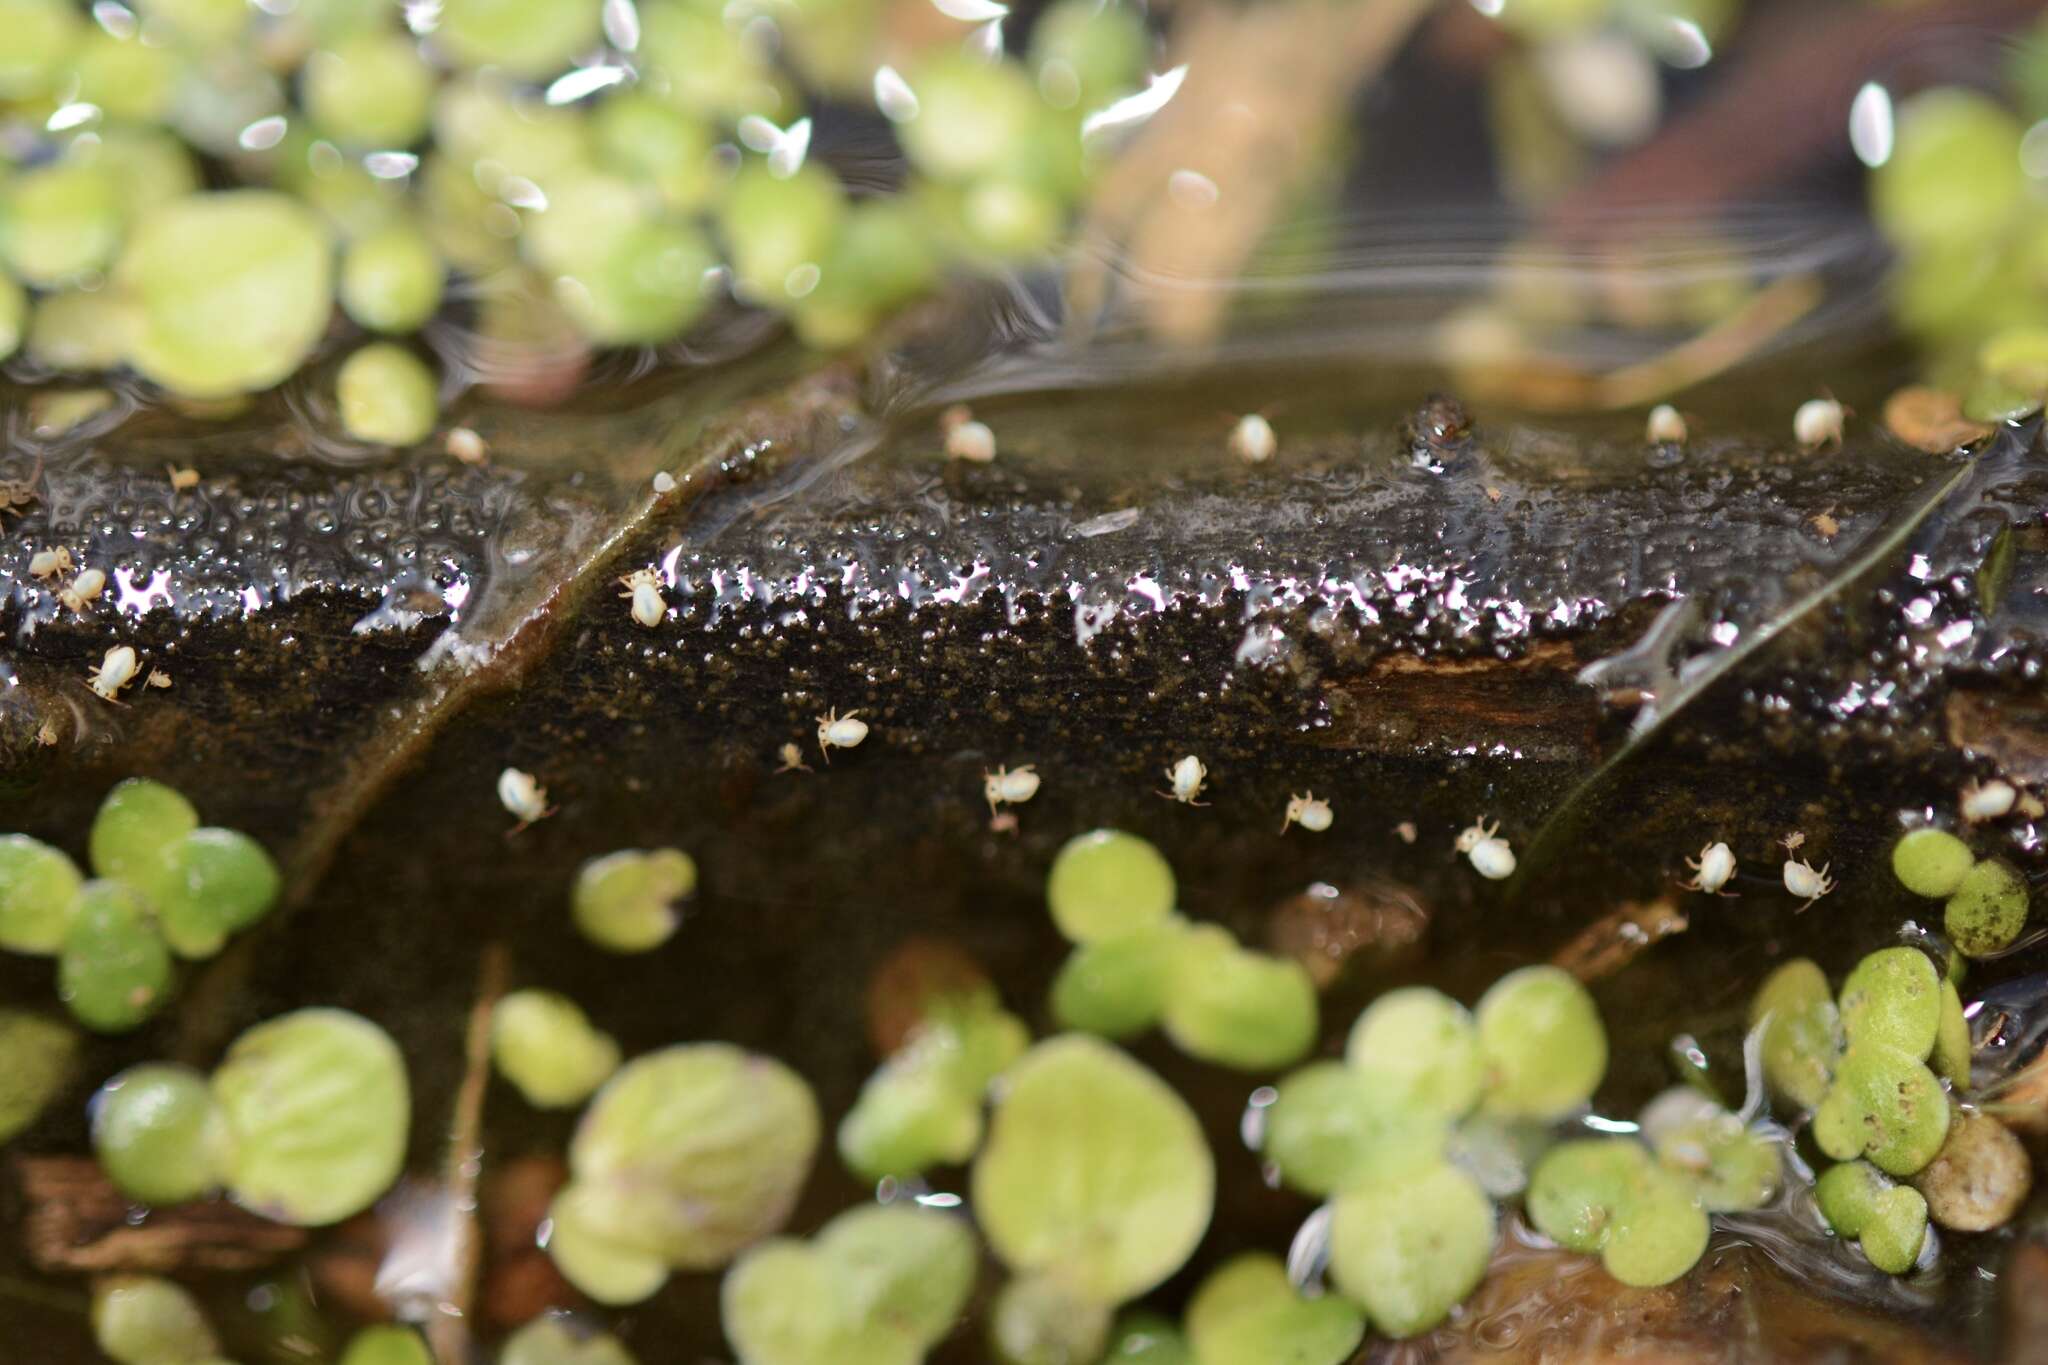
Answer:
[1962, 778, 2017, 822]
[946, 419, 997, 462]
[1645, 404, 1687, 444]
[1229, 413, 1275, 464]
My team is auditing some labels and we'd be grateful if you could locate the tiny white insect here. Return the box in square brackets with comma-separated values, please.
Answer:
[945, 419, 997, 463]
[1645, 404, 1688, 445]
[816, 707, 869, 761]
[1455, 816, 1516, 880]
[775, 742, 811, 774]
[166, 464, 199, 492]
[145, 668, 172, 689]
[1961, 778, 2017, 823]
[1783, 857, 1835, 911]
[1779, 831, 1806, 854]
[59, 567, 107, 614]
[617, 568, 665, 629]
[983, 763, 1041, 815]
[28, 547, 72, 579]
[1159, 754, 1209, 805]
[1682, 841, 1736, 895]
[1793, 397, 1845, 451]
[1228, 413, 1276, 465]
[88, 645, 138, 703]
[1394, 821, 1418, 844]
[1281, 791, 1332, 834]
[446, 427, 488, 465]
[497, 767, 552, 829]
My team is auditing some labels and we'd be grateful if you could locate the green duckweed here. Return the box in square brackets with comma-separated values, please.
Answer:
[0, 272, 22, 360]
[989, 1274, 1112, 1365]
[839, 990, 1027, 1180]
[1525, 1137, 1709, 1287]
[1048, 916, 1183, 1039]
[1640, 1088, 1780, 1213]
[93, 1062, 226, 1206]
[59, 881, 172, 1034]
[1475, 965, 1607, 1119]
[0, 161, 125, 287]
[1161, 927, 1318, 1071]
[303, 32, 436, 150]
[1749, 958, 1839, 1110]
[1812, 1043, 1950, 1177]
[1261, 1061, 1449, 1197]
[1345, 986, 1484, 1118]
[89, 779, 199, 890]
[339, 220, 446, 334]
[492, 989, 622, 1109]
[336, 343, 439, 446]
[91, 1275, 219, 1365]
[571, 847, 696, 953]
[1838, 947, 1941, 1057]
[152, 828, 282, 959]
[1184, 1253, 1364, 1365]
[1044, 829, 1176, 945]
[1816, 1160, 1928, 1274]
[1945, 858, 2029, 959]
[972, 1035, 1214, 1307]
[500, 1317, 641, 1365]
[1328, 1160, 1496, 1337]
[1892, 828, 1974, 899]
[337, 1324, 434, 1365]
[0, 1010, 77, 1144]
[211, 1008, 410, 1226]
[0, 834, 84, 955]
[1105, 1311, 1191, 1363]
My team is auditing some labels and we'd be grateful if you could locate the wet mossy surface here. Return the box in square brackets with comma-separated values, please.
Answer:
[5, 349, 2048, 1358]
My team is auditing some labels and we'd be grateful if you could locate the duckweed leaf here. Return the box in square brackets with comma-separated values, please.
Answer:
[500, 1317, 641, 1365]
[1328, 1160, 1496, 1338]
[544, 1182, 673, 1306]
[837, 1055, 983, 1180]
[1105, 1312, 1192, 1363]
[1261, 1061, 1449, 1198]
[492, 990, 621, 1109]
[1343, 986, 1483, 1118]
[59, 881, 172, 1034]
[1813, 1043, 1950, 1177]
[972, 1035, 1214, 1306]
[211, 1007, 409, 1226]
[338, 1325, 433, 1365]
[1184, 1253, 1364, 1365]
[1525, 1137, 1707, 1287]
[1161, 928, 1318, 1071]
[93, 1063, 227, 1206]
[1816, 1161, 1928, 1274]
[1838, 947, 1941, 1058]
[571, 848, 696, 953]
[152, 828, 281, 959]
[1475, 966, 1607, 1119]
[0, 834, 84, 955]
[989, 1274, 1113, 1365]
[0, 1009, 76, 1143]
[1045, 830, 1175, 945]
[88, 779, 198, 889]
[565, 1043, 820, 1277]
[1749, 959, 1839, 1110]
[1599, 1164, 1710, 1288]
[1932, 979, 1971, 1091]
[1642, 1089, 1780, 1213]
[1049, 918, 1184, 1039]
[1891, 829, 1973, 900]
[1945, 858, 2029, 959]
[91, 1275, 218, 1365]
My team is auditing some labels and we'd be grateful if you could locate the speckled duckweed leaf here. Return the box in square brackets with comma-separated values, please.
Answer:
[1816, 1160, 1928, 1274]
[1328, 1159, 1496, 1337]
[1749, 958, 1840, 1110]
[1525, 1136, 1710, 1288]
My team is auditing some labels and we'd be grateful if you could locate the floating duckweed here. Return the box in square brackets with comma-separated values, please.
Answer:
[69, 27, 182, 122]
[1933, 979, 1971, 1090]
[1871, 90, 2027, 252]
[1345, 986, 1484, 1118]
[1525, 1137, 1708, 1287]
[59, 881, 172, 1034]
[91, 1275, 219, 1365]
[1328, 1160, 1496, 1337]
[1184, 1253, 1364, 1365]
[1816, 1161, 1928, 1274]
[1813, 1043, 1950, 1177]
[337, 1324, 434, 1365]
[1029, 0, 1150, 109]
[152, 828, 282, 959]
[556, 220, 718, 346]
[92, 1063, 226, 1206]
[26, 288, 137, 372]
[0, 162, 124, 287]
[90, 779, 199, 890]
[0, 0, 81, 100]
[0, 273, 22, 360]
[719, 162, 846, 305]
[897, 53, 1042, 183]
[339, 220, 446, 333]
[544, 1181, 673, 1307]
[1261, 1061, 1449, 1197]
[1161, 927, 1318, 1071]
[973, 1036, 1214, 1306]
[593, 93, 720, 214]
[337, 343, 439, 446]
[1912, 1110, 2032, 1232]
[501, 1317, 640, 1365]
[1892, 829, 1974, 899]
[1641, 1089, 1780, 1214]
[0, 834, 84, 954]
[1105, 1311, 1191, 1363]
[839, 989, 1026, 1180]
[1045, 830, 1176, 945]
[1945, 858, 2029, 959]
[1838, 947, 1941, 1058]
[115, 190, 334, 399]
[435, 0, 604, 77]
[571, 847, 696, 953]
[1049, 917, 1183, 1039]
[1475, 965, 1607, 1119]
[1749, 958, 1839, 1110]
[211, 1007, 410, 1226]
[990, 1274, 1113, 1365]
[0, 1010, 77, 1143]
[555, 1043, 819, 1301]
[492, 989, 621, 1109]
[302, 32, 436, 150]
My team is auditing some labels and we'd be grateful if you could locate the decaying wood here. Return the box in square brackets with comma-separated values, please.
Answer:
[1946, 691, 2048, 789]
[425, 942, 511, 1365]
[14, 1157, 306, 1274]
[1552, 896, 1689, 984]
[1319, 641, 1598, 762]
